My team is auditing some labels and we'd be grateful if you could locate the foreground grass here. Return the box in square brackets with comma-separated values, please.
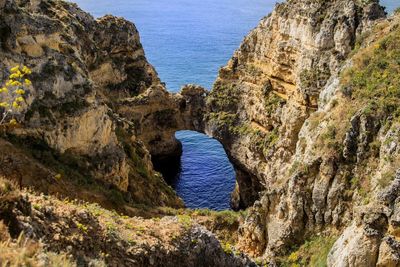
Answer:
[0, 234, 75, 267]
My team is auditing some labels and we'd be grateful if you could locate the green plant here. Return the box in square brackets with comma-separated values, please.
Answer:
[378, 170, 395, 188]
[105, 222, 117, 235]
[75, 222, 88, 233]
[177, 214, 192, 229]
[221, 242, 234, 255]
[280, 235, 336, 267]
[300, 67, 330, 93]
[207, 112, 237, 128]
[264, 92, 286, 114]
[341, 25, 400, 123]
[207, 83, 239, 111]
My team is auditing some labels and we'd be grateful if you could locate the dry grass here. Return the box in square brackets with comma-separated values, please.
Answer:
[0, 233, 75, 267]
[0, 178, 74, 267]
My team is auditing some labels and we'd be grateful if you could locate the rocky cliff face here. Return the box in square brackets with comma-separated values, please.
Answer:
[207, 0, 385, 210]
[0, 0, 206, 210]
[1, 0, 399, 265]
[0, 1, 249, 266]
[207, 0, 400, 265]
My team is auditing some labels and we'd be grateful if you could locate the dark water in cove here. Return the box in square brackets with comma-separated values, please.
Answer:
[73, 0, 398, 210]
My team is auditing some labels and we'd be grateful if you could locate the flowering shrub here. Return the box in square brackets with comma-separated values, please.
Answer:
[0, 65, 32, 125]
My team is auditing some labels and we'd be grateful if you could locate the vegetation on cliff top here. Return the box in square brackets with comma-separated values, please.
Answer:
[341, 17, 400, 123]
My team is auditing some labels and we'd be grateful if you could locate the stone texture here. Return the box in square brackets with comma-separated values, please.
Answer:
[0, 0, 206, 208]
[327, 223, 380, 267]
[204, 0, 400, 263]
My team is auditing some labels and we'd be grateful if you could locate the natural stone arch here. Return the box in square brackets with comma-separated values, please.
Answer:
[115, 84, 208, 158]
[114, 83, 263, 210]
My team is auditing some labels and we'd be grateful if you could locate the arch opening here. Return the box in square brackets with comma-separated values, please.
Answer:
[152, 130, 236, 211]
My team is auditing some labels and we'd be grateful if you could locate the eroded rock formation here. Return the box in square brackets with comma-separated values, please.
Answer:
[0, 0, 206, 209]
[1, 0, 400, 265]
[0, 177, 256, 267]
[206, 0, 400, 265]
[206, 0, 385, 210]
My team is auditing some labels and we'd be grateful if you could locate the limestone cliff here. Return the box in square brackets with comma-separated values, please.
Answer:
[207, 0, 385, 210]
[0, 0, 205, 210]
[1, 0, 400, 265]
[0, 1, 249, 266]
[207, 0, 400, 265]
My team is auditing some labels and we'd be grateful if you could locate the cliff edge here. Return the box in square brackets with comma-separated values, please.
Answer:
[207, 0, 400, 265]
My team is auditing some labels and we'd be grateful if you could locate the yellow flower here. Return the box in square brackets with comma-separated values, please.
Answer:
[24, 79, 32, 85]
[5, 80, 12, 87]
[0, 87, 8, 93]
[10, 66, 20, 73]
[22, 66, 32, 74]
[9, 118, 17, 125]
[55, 174, 62, 180]
[0, 102, 9, 108]
[12, 102, 20, 108]
[15, 89, 25, 95]
[15, 97, 24, 102]
[11, 81, 22, 86]
[9, 73, 20, 79]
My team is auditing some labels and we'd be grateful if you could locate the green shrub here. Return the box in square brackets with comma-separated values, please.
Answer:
[378, 170, 395, 188]
[207, 83, 239, 111]
[300, 68, 330, 94]
[280, 235, 337, 267]
[264, 92, 286, 114]
[341, 26, 400, 122]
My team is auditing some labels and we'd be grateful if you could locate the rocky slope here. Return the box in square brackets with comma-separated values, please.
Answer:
[0, 177, 255, 267]
[207, 0, 400, 265]
[207, 0, 386, 210]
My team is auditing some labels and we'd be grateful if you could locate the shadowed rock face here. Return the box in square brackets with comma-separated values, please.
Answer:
[0, 0, 206, 209]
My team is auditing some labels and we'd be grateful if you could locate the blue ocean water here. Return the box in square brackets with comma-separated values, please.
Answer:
[73, 0, 398, 210]
[73, 0, 397, 92]
[73, 0, 274, 91]
[173, 131, 235, 210]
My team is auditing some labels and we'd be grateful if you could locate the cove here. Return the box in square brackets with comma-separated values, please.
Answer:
[153, 131, 236, 210]
[72, 0, 398, 210]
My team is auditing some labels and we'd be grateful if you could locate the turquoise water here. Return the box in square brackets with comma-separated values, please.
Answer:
[73, 0, 398, 210]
